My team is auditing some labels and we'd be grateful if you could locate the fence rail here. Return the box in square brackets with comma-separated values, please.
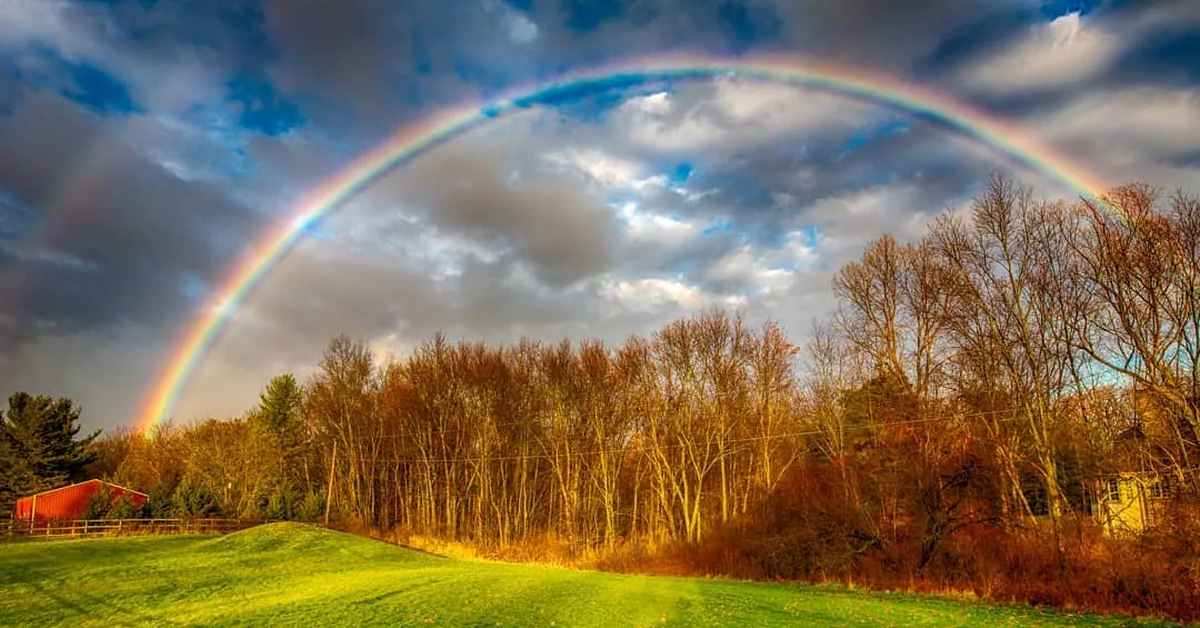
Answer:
[0, 517, 256, 540]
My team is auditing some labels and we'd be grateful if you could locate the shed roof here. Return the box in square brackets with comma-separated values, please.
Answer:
[20, 479, 149, 499]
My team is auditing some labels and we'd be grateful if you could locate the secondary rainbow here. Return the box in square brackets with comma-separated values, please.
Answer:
[133, 54, 1115, 432]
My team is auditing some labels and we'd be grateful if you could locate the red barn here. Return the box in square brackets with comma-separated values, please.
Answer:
[13, 480, 149, 521]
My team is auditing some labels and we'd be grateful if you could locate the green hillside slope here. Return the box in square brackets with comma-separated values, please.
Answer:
[0, 523, 1176, 627]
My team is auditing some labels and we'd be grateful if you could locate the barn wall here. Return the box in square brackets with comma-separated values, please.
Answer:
[12, 480, 148, 521]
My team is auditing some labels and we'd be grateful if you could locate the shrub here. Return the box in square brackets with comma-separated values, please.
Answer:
[297, 491, 325, 523]
[105, 493, 139, 519]
[172, 477, 221, 518]
[141, 483, 174, 519]
[265, 484, 301, 521]
[82, 490, 112, 520]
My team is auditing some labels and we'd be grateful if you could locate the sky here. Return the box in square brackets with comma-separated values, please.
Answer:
[1, 0, 1198, 432]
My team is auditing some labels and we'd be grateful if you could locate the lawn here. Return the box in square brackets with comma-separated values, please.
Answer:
[0, 523, 1180, 627]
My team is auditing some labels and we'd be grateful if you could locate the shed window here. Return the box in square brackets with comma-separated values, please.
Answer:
[1103, 479, 1121, 502]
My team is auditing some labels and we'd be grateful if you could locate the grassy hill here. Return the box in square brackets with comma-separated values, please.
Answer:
[0, 523, 1179, 627]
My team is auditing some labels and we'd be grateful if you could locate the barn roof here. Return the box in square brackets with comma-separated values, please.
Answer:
[19, 479, 149, 499]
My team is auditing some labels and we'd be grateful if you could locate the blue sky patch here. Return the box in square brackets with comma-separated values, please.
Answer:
[451, 57, 526, 97]
[703, 218, 734, 236]
[413, 30, 435, 75]
[670, 162, 693, 186]
[799, 224, 820, 248]
[180, 274, 208, 301]
[1040, 0, 1101, 20]
[14, 46, 140, 115]
[561, 0, 627, 32]
[839, 119, 911, 160]
[1111, 30, 1200, 84]
[226, 74, 303, 136]
[717, 1, 781, 53]
[515, 75, 670, 122]
[606, 190, 641, 206]
[64, 61, 138, 114]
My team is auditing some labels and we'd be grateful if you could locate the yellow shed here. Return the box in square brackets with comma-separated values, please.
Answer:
[1093, 472, 1167, 538]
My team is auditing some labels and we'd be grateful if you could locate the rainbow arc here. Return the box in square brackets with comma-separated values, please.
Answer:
[134, 55, 1115, 431]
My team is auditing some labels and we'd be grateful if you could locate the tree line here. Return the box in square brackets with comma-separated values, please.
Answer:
[80, 178, 1200, 545]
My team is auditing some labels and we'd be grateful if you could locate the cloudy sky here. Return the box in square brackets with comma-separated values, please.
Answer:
[1, 0, 1198, 431]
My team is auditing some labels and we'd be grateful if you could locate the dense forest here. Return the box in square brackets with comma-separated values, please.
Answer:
[6, 178, 1200, 619]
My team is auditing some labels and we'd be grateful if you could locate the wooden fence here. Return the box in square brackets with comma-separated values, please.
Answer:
[0, 517, 257, 540]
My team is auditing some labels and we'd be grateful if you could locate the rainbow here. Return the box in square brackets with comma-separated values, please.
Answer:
[133, 54, 1114, 432]
[0, 141, 112, 314]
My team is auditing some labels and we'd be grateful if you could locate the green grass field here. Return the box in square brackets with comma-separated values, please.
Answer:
[0, 523, 1180, 627]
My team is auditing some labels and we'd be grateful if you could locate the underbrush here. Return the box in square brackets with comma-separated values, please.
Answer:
[339, 510, 1200, 624]
[650, 511, 1200, 623]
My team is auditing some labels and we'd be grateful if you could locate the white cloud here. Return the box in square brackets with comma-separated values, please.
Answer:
[708, 246, 795, 295]
[545, 148, 667, 191]
[630, 91, 672, 115]
[1033, 88, 1200, 173]
[121, 113, 248, 182]
[957, 12, 1120, 94]
[0, 2, 229, 113]
[598, 277, 708, 313]
[0, 2, 72, 49]
[798, 184, 945, 262]
[367, 333, 413, 366]
[614, 81, 873, 153]
[782, 230, 820, 270]
[483, 0, 538, 44]
[618, 202, 703, 247]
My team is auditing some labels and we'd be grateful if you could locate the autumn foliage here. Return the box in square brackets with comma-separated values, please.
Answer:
[86, 178, 1200, 621]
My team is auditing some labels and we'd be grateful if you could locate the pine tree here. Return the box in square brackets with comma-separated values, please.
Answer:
[254, 374, 303, 438]
[0, 432, 20, 515]
[252, 374, 307, 497]
[0, 392, 100, 511]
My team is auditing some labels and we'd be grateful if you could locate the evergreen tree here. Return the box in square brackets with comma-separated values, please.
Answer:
[141, 483, 175, 519]
[0, 392, 100, 511]
[254, 374, 303, 438]
[172, 476, 220, 518]
[252, 374, 307, 499]
[0, 434, 20, 515]
[105, 492, 139, 519]
[82, 490, 113, 520]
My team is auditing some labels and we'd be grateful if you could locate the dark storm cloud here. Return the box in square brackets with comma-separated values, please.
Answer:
[212, 218, 610, 375]
[1100, 0, 1200, 88]
[258, 0, 418, 119]
[365, 140, 621, 288]
[210, 247, 444, 369]
[0, 91, 261, 345]
[195, 120, 625, 375]
[257, 0, 543, 131]
[777, 0, 1029, 69]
